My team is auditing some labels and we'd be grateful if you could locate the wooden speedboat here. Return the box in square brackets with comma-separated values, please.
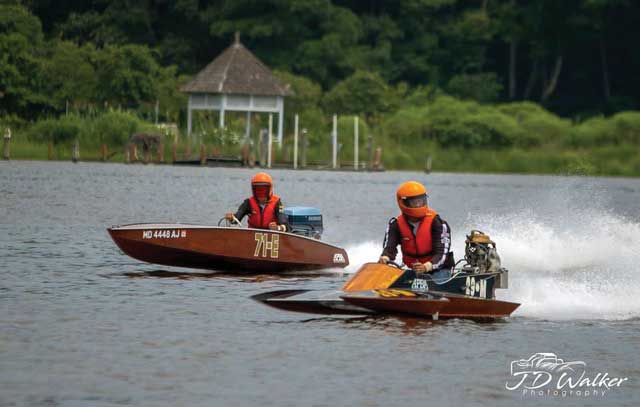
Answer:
[253, 262, 520, 320]
[107, 223, 349, 273]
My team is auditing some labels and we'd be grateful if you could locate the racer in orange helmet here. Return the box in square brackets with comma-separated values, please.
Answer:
[379, 181, 453, 278]
[225, 172, 287, 231]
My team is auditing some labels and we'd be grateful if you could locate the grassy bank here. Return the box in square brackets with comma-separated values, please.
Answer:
[3, 100, 640, 177]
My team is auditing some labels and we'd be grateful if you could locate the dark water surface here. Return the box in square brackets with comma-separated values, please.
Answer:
[1, 161, 639, 406]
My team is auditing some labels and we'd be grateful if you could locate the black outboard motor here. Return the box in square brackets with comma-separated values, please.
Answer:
[279, 207, 324, 239]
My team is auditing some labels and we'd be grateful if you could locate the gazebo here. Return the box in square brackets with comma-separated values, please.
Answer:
[180, 33, 292, 143]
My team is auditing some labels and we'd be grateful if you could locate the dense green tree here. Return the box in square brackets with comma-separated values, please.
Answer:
[0, 4, 45, 116]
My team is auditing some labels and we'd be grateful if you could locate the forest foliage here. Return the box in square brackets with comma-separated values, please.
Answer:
[1, 0, 640, 175]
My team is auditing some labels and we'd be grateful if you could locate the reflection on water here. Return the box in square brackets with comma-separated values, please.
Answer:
[1, 161, 639, 406]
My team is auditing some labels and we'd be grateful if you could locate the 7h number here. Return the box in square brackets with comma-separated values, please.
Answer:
[254, 233, 280, 259]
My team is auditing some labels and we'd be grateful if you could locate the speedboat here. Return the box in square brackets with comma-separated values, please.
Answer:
[107, 207, 349, 273]
[253, 231, 520, 320]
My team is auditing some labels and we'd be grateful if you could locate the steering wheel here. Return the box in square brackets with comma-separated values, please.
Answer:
[217, 215, 242, 227]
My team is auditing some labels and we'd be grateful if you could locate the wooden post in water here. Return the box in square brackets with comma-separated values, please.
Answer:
[293, 114, 299, 169]
[2, 128, 10, 160]
[367, 135, 373, 170]
[72, 140, 80, 163]
[373, 147, 382, 170]
[158, 143, 164, 163]
[130, 144, 137, 163]
[47, 142, 53, 160]
[301, 128, 307, 168]
[332, 114, 338, 169]
[267, 114, 273, 168]
[200, 143, 206, 166]
[354, 116, 359, 170]
[101, 144, 107, 162]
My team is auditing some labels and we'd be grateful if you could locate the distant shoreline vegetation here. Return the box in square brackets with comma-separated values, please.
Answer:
[1, 3, 640, 176]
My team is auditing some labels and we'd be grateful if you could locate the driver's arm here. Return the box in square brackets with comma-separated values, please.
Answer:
[380, 217, 400, 261]
[233, 199, 251, 222]
[273, 199, 288, 231]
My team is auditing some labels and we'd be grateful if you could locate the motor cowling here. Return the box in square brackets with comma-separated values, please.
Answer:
[279, 207, 323, 239]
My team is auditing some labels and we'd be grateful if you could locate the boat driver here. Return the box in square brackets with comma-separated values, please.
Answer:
[378, 181, 453, 279]
[225, 172, 287, 231]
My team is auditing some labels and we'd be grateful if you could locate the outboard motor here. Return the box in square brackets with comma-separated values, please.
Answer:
[463, 230, 508, 288]
[279, 207, 324, 239]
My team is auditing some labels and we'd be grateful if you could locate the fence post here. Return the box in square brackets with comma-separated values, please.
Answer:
[72, 140, 80, 163]
[354, 116, 359, 170]
[47, 142, 53, 160]
[2, 128, 10, 160]
[293, 114, 299, 170]
[332, 114, 338, 169]
[267, 114, 273, 168]
[101, 144, 107, 162]
[301, 128, 307, 168]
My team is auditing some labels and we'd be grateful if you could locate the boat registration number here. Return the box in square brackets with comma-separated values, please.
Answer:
[142, 229, 187, 239]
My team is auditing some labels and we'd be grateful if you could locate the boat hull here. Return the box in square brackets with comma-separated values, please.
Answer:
[107, 223, 349, 273]
[254, 263, 520, 319]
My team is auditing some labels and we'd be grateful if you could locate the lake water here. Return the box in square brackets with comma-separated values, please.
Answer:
[1, 161, 639, 406]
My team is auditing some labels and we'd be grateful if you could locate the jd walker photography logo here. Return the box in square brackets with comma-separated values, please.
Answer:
[505, 352, 628, 399]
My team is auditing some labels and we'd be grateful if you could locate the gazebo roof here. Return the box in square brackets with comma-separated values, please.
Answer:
[181, 35, 292, 97]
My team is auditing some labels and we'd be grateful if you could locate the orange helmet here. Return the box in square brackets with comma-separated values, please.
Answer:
[251, 172, 273, 200]
[396, 181, 429, 218]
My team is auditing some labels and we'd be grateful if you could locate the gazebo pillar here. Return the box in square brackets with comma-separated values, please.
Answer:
[277, 96, 284, 144]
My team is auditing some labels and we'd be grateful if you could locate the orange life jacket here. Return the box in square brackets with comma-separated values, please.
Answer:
[248, 194, 280, 229]
[397, 210, 437, 265]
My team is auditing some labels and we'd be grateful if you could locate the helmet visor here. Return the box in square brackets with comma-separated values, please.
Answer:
[401, 194, 428, 208]
[253, 184, 270, 199]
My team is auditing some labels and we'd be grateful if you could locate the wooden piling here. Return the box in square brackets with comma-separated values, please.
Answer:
[2, 128, 10, 160]
[373, 147, 382, 170]
[171, 143, 177, 164]
[101, 144, 107, 162]
[47, 142, 53, 160]
[158, 143, 164, 163]
[200, 143, 206, 166]
[367, 135, 373, 169]
[124, 145, 130, 164]
[72, 140, 79, 163]
[129, 144, 137, 163]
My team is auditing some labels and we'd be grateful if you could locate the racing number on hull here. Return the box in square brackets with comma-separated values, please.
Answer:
[254, 233, 280, 259]
[465, 276, 487, 298]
